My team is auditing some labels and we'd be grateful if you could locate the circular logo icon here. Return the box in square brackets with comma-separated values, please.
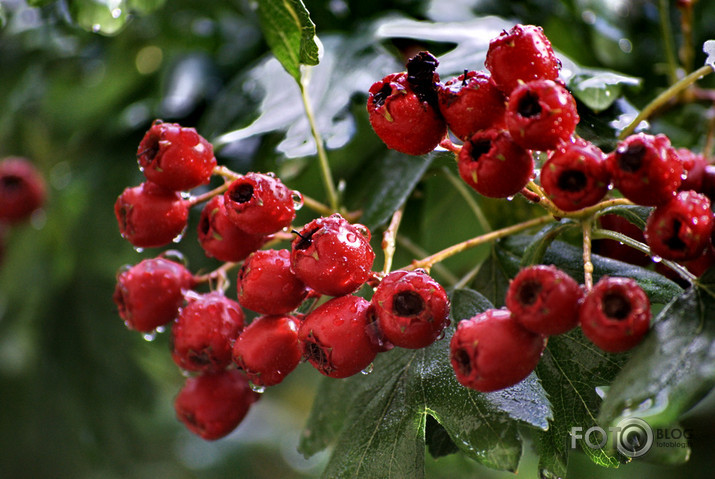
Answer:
[615, 417, 653, 457]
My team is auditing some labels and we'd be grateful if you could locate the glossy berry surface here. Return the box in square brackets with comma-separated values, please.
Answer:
[233, 314, 302, 387]
[198, 195, 268, 262]
[291, 214, 374, 297]
[298, 295, 377, 378]
[174, 369, 259, 440]
[506, 79, 579, 151]
[437, 70, 507, 141]
[114, 181, 189, 248]
[223, 172, 298, 235]
[237, 249, 308, 315]
[677, 148, 707, 192]
[0, 157, 46, 224]
[579, 276, 651, 353]
[606, 133, 683, 206]
[371, 270, 450, 349]
[540, 139, 610, 211]
[450, 308, 546, 392]
[170, 292, 245, 373]
[367, 52, 446, 156]
[644, 190, 714, 261]
[113, 257, 195, 332]
[505, 264, 583, 335]
[457, 128, 534, 198]
[485, 24, 561, 95]
[137, 120, 216, 191]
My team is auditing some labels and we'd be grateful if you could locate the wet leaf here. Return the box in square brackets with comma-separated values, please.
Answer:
[597, 204, 652, 229]
[567, 69, 641, 113]
[520, 220, 577, 267]
[68, 0, 130, 36]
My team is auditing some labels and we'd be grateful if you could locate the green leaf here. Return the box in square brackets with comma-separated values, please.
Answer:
[520, 220, 577, 267]
[597, 204, 652, 229]
[568, 69, 641, 112]
[255, 0, 320, 82]
[471, 245, 516, 307]
[68, 0, 130, 36]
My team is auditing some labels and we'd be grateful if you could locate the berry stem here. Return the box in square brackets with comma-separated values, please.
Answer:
[301, 194, 336, 218]
[193, 260, 240, 289]
[396, 234, 459, 285]
[677, 0, 696, 74]
[381, 206, 404, 275]
[582, 217, 594, 291]
[187, 182, 231, 207]
[658, 0, 680, 86]
[439, 136, 462, 154]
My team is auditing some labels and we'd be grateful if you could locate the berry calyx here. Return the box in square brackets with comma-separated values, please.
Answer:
[0, 157, 46, 224]
[237, 249, 308, 315]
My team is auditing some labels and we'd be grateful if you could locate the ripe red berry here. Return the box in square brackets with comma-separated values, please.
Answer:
[506, 79, 579, 151]
[540, 139, 610, 211]
[485, 24, 561, 95]
[223, 172, 299, 235]
[113, 257, 195, 332]
[137, 120, 216, 191]
[198, 195, 269, 262]
[644, 190, 714, 261]
[237, 249, 308, 315]
[170, 291, 245, 373]
[606, 133, 683, 207]
[505, 265, 583, 335]
[370, 270, 450, 349]
[114, 181, 190, 248]
[579, 276, 651, 353]
[291, 214, 375, 297]
[298, 295, 378, 378]
[450, 308, 546, 392]
[233, 314, 302, 387]
[437, 70, 507, 141]
[0, 157, 46, 224]
[457, 128, 534, 198]
[677, 148, 707, 193]
[367, 52, 447, 156]
[174, 369, 260, 440]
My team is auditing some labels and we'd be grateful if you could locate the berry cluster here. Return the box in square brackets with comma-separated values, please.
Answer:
[113, 121, 451, 439]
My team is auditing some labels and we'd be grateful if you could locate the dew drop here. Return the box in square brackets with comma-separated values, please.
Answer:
[292, 191, 304, 210]
[180, 191, 192, 200]
[249, 382, 266, 393]
[161, 249, 188, 266]
[506, 196, 514, 201]
[437, 330, 446, 341]
[155, 325, 166, 334]
[361, 363, 374, 375]
[111, 8, 122, 19]
[172, 227, 187, 243]
[133, 246, 144, 253]
[91, 24, 101, 33]
[652, 255, 662, 263]
[265, 172, 276, 178]
[142, 331, 157, 342]
[181, 369, 193, 378]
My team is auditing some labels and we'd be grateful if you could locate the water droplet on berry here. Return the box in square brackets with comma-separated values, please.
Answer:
[172, 227, 187, 243]
[181, 369, 193, 378]
[292, 191, 304, 210]
[180, 191, 191, 200]
[437, 330, 446, 341]
[506, 196, 514, 201]
[265, 172, 276, 178]
[161, 249, 188, 266]
[155, 325, 166, 334]
[142, 331, 158, 342]
[652, 255, 663, 263]
[249, 382, 265, 393]
[361, 363, 374, 375]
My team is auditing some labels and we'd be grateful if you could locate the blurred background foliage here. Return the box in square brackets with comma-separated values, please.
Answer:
[0, 0, 713, 477]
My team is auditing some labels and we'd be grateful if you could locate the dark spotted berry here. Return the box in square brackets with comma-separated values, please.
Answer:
[0, 157, 46, 224]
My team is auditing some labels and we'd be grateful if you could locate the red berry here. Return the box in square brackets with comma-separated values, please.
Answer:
[592, 214, 651, 266]
[113, 257, 195, 332]
[370, 270, 450, 349]
[677, 148, 707, 193]
[0, 157, 46, 224]
[703, 165, 715, 202]
[291, 214, 375, 297]
[198, 195, 269, 262]
[223, 172, 299, 235]
[367, 52, 447, 156]
[579, 276, 651, 353]
[606, 133, 683, 206]
[485, 24, 561, 95]
[170, 292, 245, 373]
[457, 128, 534, 198]
[505, 265, 583, 335]
[506, 79, 579, 151]
[644, 190, 714, 261]
[137, 120, 216, 191]
[232, 314, 302, 387]
[237, 249, 308, 315]
[174, 369, 259, 440]
[298, 295, 378, 378]
[437, 70, 507, 141]
[114, 181, 190, 248]
[450, 308, 546, 392]
[540, 139, 610, 211]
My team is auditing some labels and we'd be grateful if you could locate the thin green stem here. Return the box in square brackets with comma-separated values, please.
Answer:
[659, 0, 680, 85]
[582, 217, 594, 291]
[381, 206, 404, 275]
[441, 167, 492, 232]
[396, 234, 459, 286]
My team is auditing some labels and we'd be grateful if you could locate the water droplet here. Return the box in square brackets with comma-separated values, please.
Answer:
[155, 325, 166, 334]
[265, 172, 276, 178]
[91, 24, 101, 33]
[180, 191, 192, 200]
[111, 8, 122, 19]
[249, 382, 266, 393]
[292, 191, 304, 210]
[133, 246, 144, 253]
[361, 363, 374, 375]
[142, 331, 157, 342]
[437, 330, 446, 341]
[181, 369, 193, 378]
[652, 255, 662, 263]
[506, 196, 514, 201]
[161, 249, 188, 266]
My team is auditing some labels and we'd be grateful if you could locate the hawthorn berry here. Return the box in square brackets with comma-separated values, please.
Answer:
[485, 24, 561, 95]
[290, 214, 375, 297]
[298, 295, 378, 378]
[437, 70, 507, 141]
[370, 269, 450, 349]
[174, 369, 260, 441]
[457, 128, 534, 198]
[644, 190, 714, 261]
[540, 139, 610, 211]
[223, 172, 299, 235]
[579, 276, 651, 353]
[170, 291, 245, 373]
[198, 195, 269, 262]
[606, 133, 683, 207]
[137, 120, 216, 191]
[677, 148, 707, 193]
[0, 157, 46, 224]
[450, 308, 546, 392]
[237, 249, 308, 315]
[506, 79, 579, 151]
[232, 314, 302, 387]
[114, 181, 190, 248]
[113, 256, 195, 332]
[505, 264, 583, 335]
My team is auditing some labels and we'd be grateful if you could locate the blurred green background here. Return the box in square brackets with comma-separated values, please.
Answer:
[0, 0, 713, 477]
